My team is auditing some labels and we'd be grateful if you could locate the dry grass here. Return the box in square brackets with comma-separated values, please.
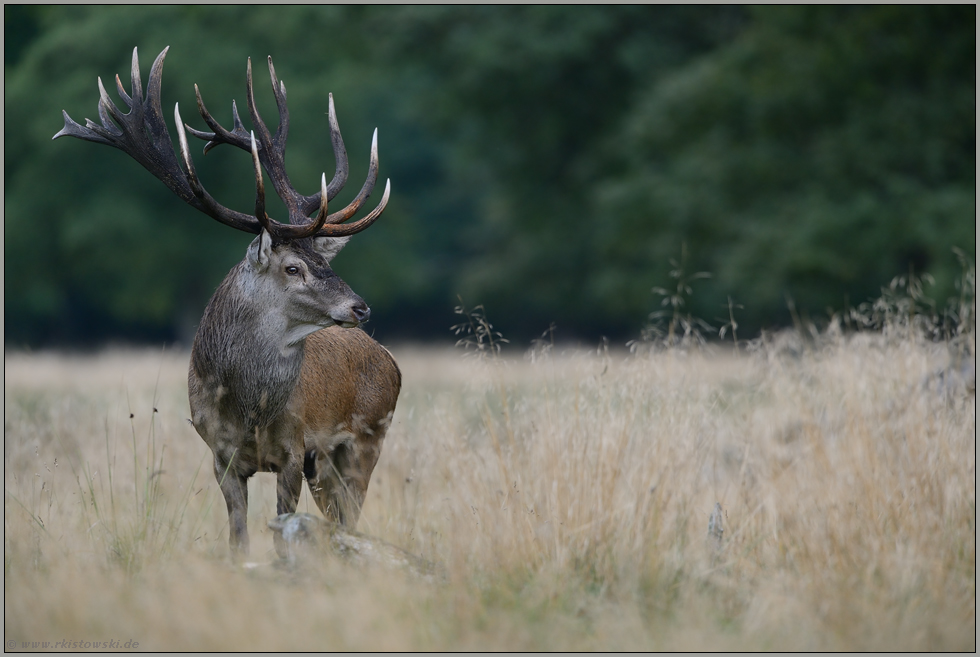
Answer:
[4, 319, 975, 650]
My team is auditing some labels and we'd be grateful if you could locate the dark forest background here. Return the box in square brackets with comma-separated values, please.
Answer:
[5, 5, 975, 348]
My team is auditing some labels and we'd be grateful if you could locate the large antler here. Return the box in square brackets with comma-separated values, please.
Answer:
[54, 46, 390, 239]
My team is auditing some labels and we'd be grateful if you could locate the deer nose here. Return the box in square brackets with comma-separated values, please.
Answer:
[351, 301, 371, 324]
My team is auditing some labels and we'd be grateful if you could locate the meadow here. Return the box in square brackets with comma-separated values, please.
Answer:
[4, 305, 975, 650]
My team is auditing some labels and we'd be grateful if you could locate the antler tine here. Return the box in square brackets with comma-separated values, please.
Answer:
[321, 128, 380, 225]
[299, 93, 349, 214]
[96, 78, 124, 136]
[314, 178, 390, 238]
[249, 131, 273, 236]
[145, 48, 169, 128]
[313, 173, 329, 226]
[114, 74, 132, 106]
[245, 58, 275, 156]
[324, 93, 349, 201]
[267, 56, 289, 149]
[175, 103, 203, 193]
[175, 103, 263, 234]
[297, 173, 330, 237]
[130, 46, 143, 103]
[288, 173, 329, 237]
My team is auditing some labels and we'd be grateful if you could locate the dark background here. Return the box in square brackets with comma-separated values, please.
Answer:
[5, 6, 975, 348]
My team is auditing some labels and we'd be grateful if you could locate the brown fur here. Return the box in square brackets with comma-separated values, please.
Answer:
[299, 326, 401, 527]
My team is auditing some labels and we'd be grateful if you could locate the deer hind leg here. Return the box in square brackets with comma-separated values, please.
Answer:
[304, 434, 383, 528]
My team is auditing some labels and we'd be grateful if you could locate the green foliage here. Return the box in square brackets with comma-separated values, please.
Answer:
[4, 6, 974, 346]
[590, 5, 975, 334]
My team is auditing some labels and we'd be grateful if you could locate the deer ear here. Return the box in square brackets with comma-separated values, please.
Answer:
[246, 229, 274, 271]
[312, 236, 350, 264]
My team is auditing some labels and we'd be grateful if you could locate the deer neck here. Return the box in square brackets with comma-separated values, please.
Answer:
[191, 265, 312, 427]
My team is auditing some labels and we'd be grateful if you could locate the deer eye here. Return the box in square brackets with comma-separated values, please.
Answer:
[285, 266, 301, 276]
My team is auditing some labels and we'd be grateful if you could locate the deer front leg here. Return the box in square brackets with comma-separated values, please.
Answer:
[273, 451, 305, 559]
[215, 456, 250, 558]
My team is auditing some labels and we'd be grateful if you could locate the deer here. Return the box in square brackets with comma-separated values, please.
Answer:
[54, 46, 401, 559]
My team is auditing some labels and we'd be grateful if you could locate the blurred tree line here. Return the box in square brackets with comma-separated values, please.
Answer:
[5, 5, 975, 347]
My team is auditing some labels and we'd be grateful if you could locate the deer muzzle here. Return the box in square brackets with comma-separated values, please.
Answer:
[336, 300, 370, 328]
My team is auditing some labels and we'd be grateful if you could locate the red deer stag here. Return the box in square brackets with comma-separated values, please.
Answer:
[54, 47, 401, 558]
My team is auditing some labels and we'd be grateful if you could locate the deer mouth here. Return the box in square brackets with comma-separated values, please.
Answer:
[327, 303, 368, 329]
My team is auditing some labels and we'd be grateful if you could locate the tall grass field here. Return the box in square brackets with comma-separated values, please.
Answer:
[5, 290, 975, 650]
